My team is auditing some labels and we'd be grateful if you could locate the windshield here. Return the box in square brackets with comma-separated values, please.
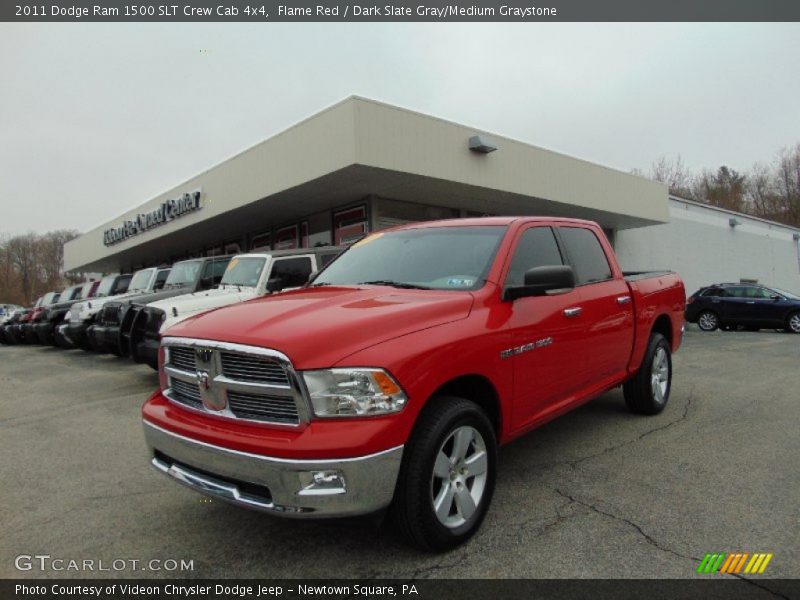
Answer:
[128, 269, 154, 292]
[772, 287, 800, 300]
[95, 276, 116, 296]
[221, 257, 266, 287]
[314, 226, 507, 291]
[165, 260, 203, 286]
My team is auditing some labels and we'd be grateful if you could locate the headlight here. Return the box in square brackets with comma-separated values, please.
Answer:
[160, 311, 168, 323]
[302, 368, 407, 417]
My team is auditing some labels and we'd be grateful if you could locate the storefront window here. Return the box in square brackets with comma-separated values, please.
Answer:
[334, 205, 368, 246]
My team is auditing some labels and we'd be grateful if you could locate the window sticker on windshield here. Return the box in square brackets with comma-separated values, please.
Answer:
[226, 258, 239, 271]
[351, 232, 383, 249]
[447, 278, 474, 287]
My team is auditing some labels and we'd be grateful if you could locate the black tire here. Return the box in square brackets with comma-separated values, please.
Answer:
[696, 310, 719, 332]
[391, 396, 497, 552]
[786, 311, 800, 334]
[623, 333, 672, 415]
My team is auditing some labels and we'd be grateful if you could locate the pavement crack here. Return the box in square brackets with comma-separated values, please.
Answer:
[555, 488, 698, 563]
[564, 386, 695, 470]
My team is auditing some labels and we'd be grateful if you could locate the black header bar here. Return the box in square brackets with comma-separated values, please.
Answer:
[3, 0, 800, 22]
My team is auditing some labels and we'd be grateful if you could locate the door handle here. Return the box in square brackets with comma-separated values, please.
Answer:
[616, 295, 632, 305]
[564, 307, 583, 318]
[746, 301, 755, 304]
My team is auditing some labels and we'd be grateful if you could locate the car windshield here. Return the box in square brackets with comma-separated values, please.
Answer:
[221, 257, 266, 287]
[95, 276, 116, 296]
[771, 287, 800, 300]
[313, 226, 507, 291]
[128, 269, 154, 291]
[165, 260, 203, 286]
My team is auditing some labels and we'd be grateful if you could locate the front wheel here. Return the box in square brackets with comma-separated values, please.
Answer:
[786, 311, 800, 334]
[623, 332, 672, 415]
[391, 397, 497, 552]
[697, 310, 719, 331]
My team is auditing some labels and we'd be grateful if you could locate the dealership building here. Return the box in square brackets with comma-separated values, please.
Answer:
[64, 96, 800, 296]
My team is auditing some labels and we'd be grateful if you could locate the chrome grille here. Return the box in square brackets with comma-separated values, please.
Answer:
[169, 346, 196, 372]
[227, 391, 299, 424]
[170, 378, 202, 408]
[220, 352, 289, 386]
[162, 338, 305, 427]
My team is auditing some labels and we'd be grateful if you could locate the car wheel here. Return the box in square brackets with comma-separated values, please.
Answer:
[623, 333, 672, 415]
[391, 396, 497, 552]
[786, 311, 800, 334]
[697, 310, 719, 332]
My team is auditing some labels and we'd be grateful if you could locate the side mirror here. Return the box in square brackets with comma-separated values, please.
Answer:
[503, 265, 576, 301]
[266, 277, 284, 293]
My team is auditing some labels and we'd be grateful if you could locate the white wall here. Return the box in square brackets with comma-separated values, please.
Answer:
[615, 198, 800, 296]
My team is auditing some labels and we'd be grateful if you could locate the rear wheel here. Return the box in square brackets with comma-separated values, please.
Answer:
[391, 397, 497, 552]
[623, 333, 672, 415]
[786, 311, 800, 334]
[697, 310, 719, 332]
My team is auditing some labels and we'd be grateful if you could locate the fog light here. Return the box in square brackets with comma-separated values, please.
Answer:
[297, 470, 346, 496]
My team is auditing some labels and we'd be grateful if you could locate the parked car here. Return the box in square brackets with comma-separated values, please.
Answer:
[129, 248, 343, 369]
[28, 284, 85, 344]
[686, 282, 800, 333]
[65, 270, 161, 350]
[0, 306, 31, 344]
[16, 293, 61, 344]
[36, 280, 102, 346]
[91, 256, 232, 356]
[0, 304, 23, 322]
[142, 217, 685, 551]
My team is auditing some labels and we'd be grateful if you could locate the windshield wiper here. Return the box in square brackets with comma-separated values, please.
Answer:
[356, 280, 432, 290]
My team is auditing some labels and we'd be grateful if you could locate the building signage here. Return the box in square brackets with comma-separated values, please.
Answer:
[103, 189, 203, 246]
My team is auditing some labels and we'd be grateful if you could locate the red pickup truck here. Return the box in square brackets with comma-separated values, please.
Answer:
[142, 217, 685, 551]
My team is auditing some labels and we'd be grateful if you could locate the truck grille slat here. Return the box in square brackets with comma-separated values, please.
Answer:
[220, 352, 289, 386]
[169, 347, 196, 372]
[163, 340, 303, 426]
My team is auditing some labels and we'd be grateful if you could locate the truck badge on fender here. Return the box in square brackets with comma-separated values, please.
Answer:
[500, 337, 553, 359]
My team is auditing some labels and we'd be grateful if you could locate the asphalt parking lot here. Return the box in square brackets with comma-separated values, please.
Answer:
[1, 329, 798, 581]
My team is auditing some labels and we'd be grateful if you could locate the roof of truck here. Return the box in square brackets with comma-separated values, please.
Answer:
[390, 216, 599, 230]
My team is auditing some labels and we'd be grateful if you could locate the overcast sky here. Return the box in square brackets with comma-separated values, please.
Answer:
[1, 22, 799, 235]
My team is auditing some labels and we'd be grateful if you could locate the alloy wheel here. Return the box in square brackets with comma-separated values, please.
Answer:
[698, 312, 718, 331]
[651, 346, 670, 405]
[430, 425, 489, 529]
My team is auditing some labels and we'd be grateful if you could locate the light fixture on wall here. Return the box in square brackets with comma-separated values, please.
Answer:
[469, 135, 498, 154]
[729, 218, 741, 228]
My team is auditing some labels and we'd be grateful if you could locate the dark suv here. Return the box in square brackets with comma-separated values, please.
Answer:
[686, 283, 800, 333]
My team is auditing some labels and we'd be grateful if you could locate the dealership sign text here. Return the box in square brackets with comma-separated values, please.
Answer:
[103, 190, 202, 246]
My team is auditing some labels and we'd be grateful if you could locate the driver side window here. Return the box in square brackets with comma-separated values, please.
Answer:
[506, 227, 564, 288]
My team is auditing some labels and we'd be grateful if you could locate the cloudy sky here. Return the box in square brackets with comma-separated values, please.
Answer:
[1, 22, 798, 235]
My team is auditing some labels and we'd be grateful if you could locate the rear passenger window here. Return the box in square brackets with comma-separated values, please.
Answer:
[701, 287, 726, 297]
[558, 227, 613, 285]
[506, 227, 563, 287]
[271, 257, 313, 288]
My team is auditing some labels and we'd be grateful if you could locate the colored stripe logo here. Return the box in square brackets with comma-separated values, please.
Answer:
[697, 552, 773, 574]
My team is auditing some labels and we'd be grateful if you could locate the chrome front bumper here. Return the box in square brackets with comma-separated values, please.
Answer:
[143, 420, 403, 518]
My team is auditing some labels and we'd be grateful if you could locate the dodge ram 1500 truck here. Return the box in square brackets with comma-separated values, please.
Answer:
[129, 247, 343, 369]
[142, 218, 685, 551]
[91, 257, 231, 356]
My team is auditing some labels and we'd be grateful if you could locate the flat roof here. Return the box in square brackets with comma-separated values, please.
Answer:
[64, 96, 668, 272]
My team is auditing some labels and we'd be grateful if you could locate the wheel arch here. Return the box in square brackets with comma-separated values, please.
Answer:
[651, 313, 673, 346]
[430, 374, 503, 437]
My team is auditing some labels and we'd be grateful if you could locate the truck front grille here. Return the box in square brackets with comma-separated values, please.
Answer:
[162, 339, 305, 427]
[170, 378, 202, 408]
[227, 391, 299, 423]
[220, 352, 289, 386]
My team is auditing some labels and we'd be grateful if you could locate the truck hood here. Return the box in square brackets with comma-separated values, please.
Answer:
[120, 284, 194, 307]
[165, 286, 474, 369]
[148, 286, 258, 316]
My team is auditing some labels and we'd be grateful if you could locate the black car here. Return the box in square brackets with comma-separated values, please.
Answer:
[686, 283, 800, 333]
